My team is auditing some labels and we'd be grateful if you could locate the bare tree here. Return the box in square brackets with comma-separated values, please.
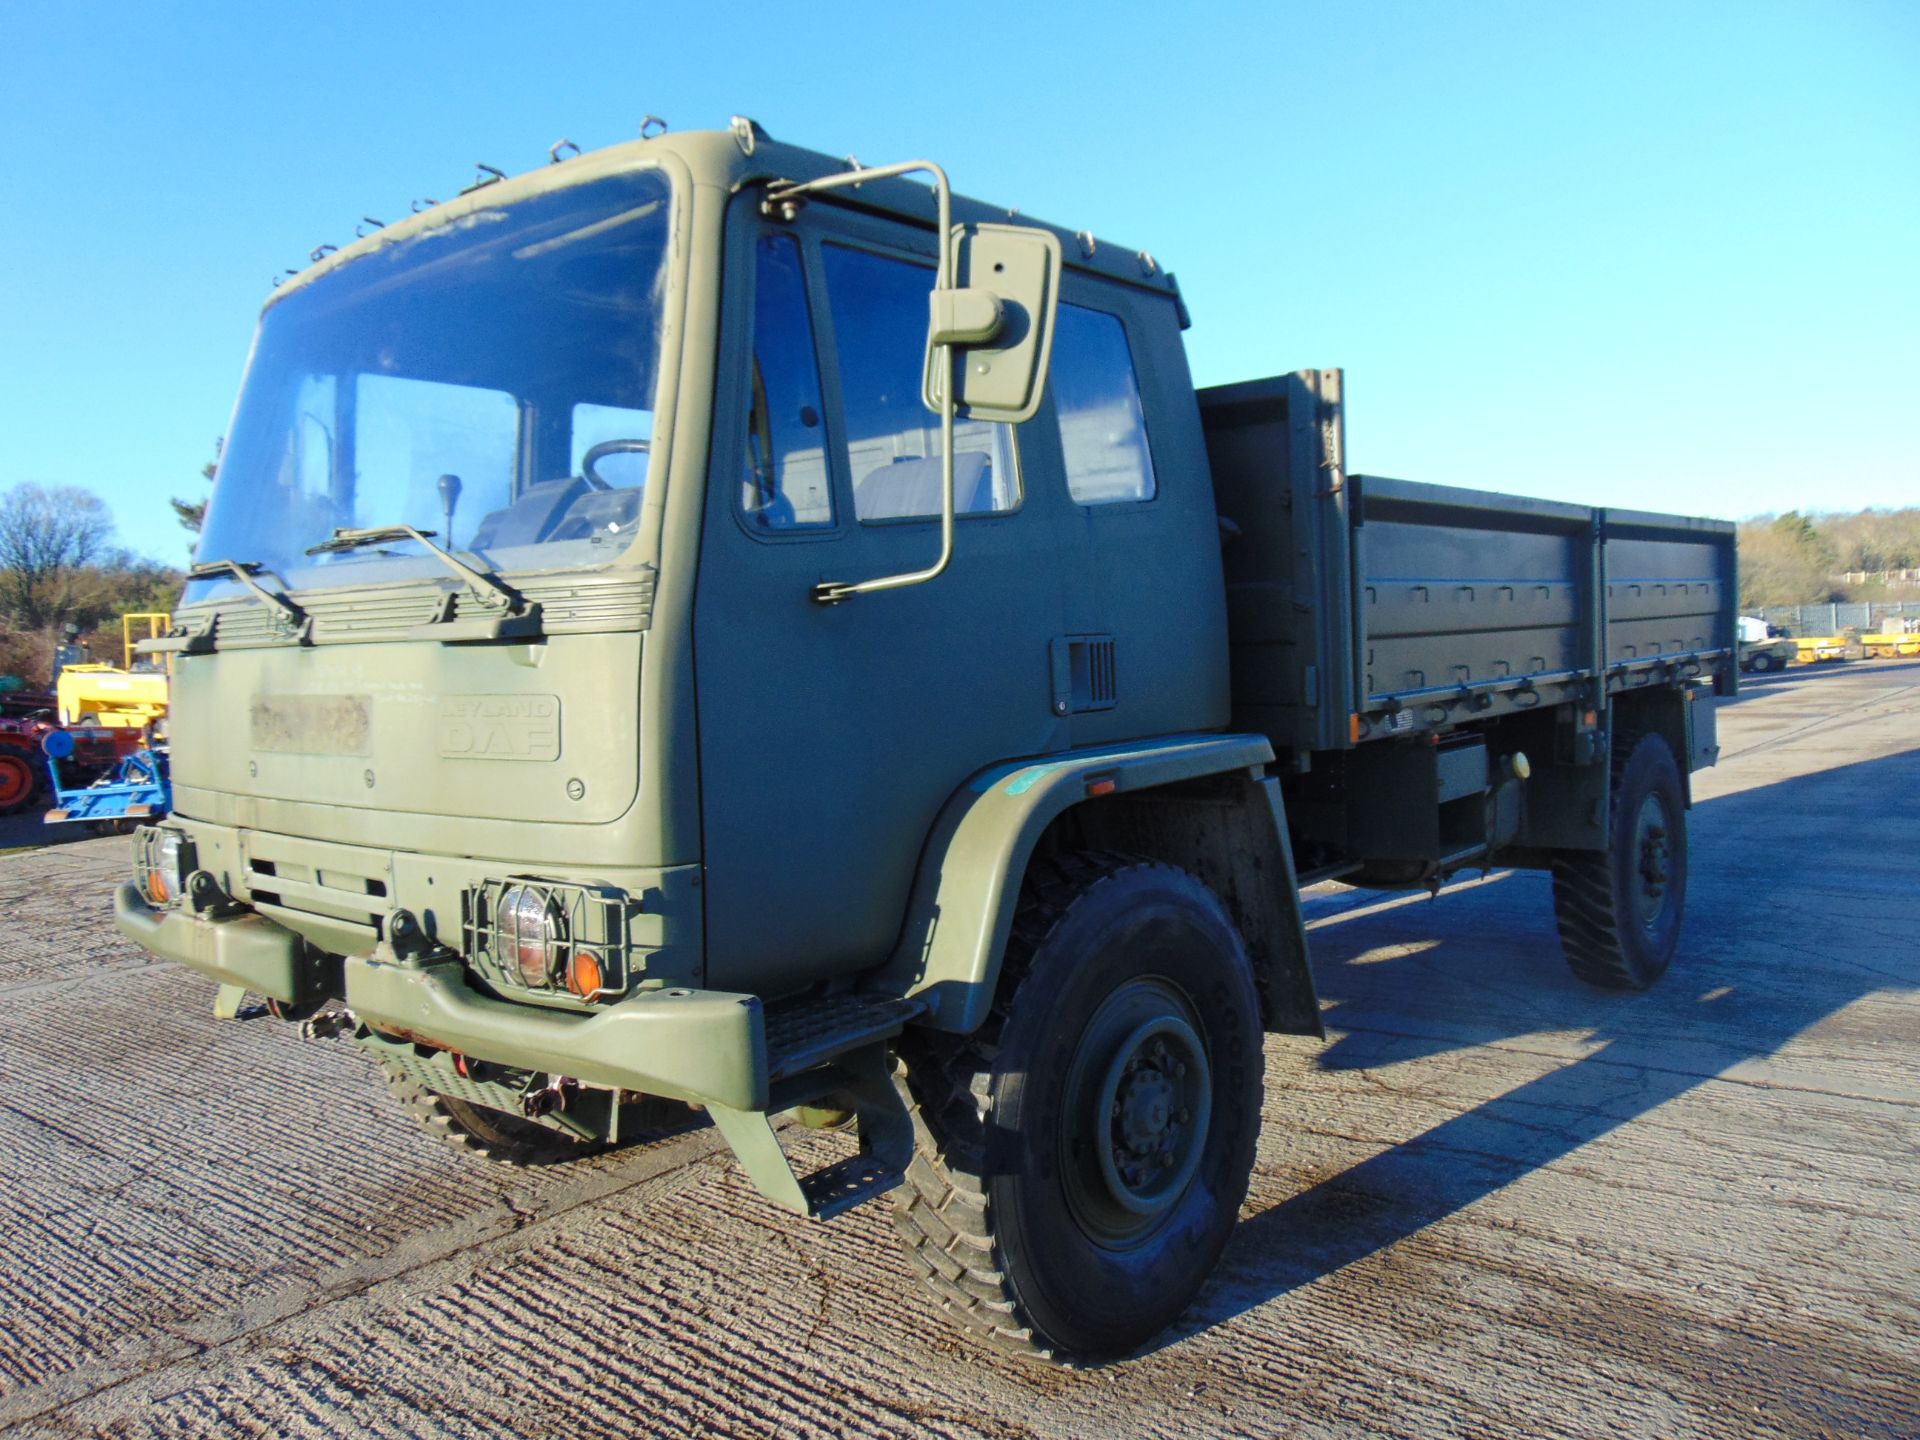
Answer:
[0, 483, 115, 629]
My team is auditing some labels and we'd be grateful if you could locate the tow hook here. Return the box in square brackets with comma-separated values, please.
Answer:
[301, 1010, 358, 1041]
[522, 1077, 579, 1119]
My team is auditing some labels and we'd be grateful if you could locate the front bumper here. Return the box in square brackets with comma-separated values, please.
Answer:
[115, 882, 331, 1003]
[114, 884, 769, 1111]
[344, 953, 766, 1110]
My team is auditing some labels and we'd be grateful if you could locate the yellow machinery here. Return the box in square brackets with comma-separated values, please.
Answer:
[1860, 632, 1920, 659]
[1793, 635, 1853, 664]
[55, 613, 172, 729]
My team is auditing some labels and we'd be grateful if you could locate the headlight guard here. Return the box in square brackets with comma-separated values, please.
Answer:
[461, 877, 634, 1003]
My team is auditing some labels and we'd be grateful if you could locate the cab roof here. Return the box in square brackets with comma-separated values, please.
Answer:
[271, 121, 1185, 315]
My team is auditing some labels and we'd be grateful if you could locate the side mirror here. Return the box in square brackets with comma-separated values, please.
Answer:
[922, 223, 1062, 425]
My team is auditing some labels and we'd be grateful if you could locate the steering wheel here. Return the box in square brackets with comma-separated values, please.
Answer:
[580, 438, 651, 491]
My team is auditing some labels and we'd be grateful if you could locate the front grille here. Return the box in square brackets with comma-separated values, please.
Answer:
[461, 877, 635, 1002]
[184, 567, 656, 647]
[239, 835, 391, 928]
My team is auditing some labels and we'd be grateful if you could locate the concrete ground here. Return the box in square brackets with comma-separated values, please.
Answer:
[0, 661, 1914, 1439]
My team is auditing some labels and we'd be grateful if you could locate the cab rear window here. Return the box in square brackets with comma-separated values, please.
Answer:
[1052, 305, 1157, 505]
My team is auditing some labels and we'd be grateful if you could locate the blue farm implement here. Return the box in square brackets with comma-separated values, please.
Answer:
[42, 727, 171, 831]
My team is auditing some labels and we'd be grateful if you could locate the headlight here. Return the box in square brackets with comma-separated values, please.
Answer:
[498, 884, 562, 987]
[465, 877, 632, 1002]
[135, 828, 189, 906]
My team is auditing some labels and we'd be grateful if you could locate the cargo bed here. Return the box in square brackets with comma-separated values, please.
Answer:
[1199, 370, 1738, 755]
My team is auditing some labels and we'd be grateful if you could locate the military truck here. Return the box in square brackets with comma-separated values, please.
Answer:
[115, 121, 1735, 1362]
[1737, 615, 1797, 673]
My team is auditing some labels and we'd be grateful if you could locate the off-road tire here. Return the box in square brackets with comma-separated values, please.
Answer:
[383, 1069, 603, 1166]
[1551, 731, 1688, 990]
[892, 852, 1263, 1362]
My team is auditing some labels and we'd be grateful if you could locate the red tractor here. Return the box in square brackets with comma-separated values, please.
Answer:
[0, 698, 55, 815]
[0, 691, 154, 819]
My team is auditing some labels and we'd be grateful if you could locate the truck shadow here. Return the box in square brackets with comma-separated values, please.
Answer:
[1175, 743, 1920, 1350]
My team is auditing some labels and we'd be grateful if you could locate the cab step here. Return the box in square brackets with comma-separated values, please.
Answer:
[765, 993, 926, 1080]
[797, 1153, 904, 1222]
[708, 994, 926, 1222]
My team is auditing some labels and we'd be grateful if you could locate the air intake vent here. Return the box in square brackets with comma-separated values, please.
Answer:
[1052, 634, 1119, 715]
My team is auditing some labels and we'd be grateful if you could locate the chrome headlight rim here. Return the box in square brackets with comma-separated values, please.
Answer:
[497, 882, 565, 988]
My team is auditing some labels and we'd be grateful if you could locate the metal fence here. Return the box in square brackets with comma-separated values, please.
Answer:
[1757, 602, 1920, 635]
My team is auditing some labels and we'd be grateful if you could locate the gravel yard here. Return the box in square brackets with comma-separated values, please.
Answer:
[1, 661, 1915, 1439]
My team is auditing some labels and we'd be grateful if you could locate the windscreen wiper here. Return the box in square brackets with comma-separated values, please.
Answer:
[141, 559, 310, 653]
[306, 525, 522, 612]
[185, 559, 308, 629]
[306, 525, 541, 642]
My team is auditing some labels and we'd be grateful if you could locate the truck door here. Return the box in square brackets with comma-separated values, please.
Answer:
[692, 197, 1070, 999]
[1024, 285, 1232, 747]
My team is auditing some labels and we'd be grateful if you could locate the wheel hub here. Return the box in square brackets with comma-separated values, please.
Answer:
[1639, 827, 1669, 894]
[1061, 980, 1213, 1247]
[1632, 792, 1676, 933]
[1116, 1061, 1174, 1153]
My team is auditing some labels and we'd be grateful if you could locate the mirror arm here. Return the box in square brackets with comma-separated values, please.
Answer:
[814, 381, 955, 605]
[766, 162, 961, 606]
[766, 161, 954, 290]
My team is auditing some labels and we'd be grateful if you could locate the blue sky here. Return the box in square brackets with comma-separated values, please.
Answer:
[1, 1, 1914, 564]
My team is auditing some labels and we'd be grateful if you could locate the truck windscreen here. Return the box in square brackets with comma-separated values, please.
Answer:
[189, 168, 673, 603]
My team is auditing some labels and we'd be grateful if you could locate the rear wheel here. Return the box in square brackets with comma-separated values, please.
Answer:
[893, 853, 1263, 1362]
[1551, 732, 1688, 989]
[0, 746, 40, 814]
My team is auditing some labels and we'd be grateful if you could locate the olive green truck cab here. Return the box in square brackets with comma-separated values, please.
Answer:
[116, 122, 1735, 1362]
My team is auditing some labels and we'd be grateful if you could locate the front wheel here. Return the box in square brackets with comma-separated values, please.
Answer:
[384, 1070, 605, 1166]
[1551, 732, 1689, 989]
[893, 854, 1263, 1362]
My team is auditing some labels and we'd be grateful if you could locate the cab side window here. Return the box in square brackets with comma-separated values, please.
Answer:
[741, 234, 833, 530]
[1052, 305, 1157, 505]
[822, 243, 1020, 522]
